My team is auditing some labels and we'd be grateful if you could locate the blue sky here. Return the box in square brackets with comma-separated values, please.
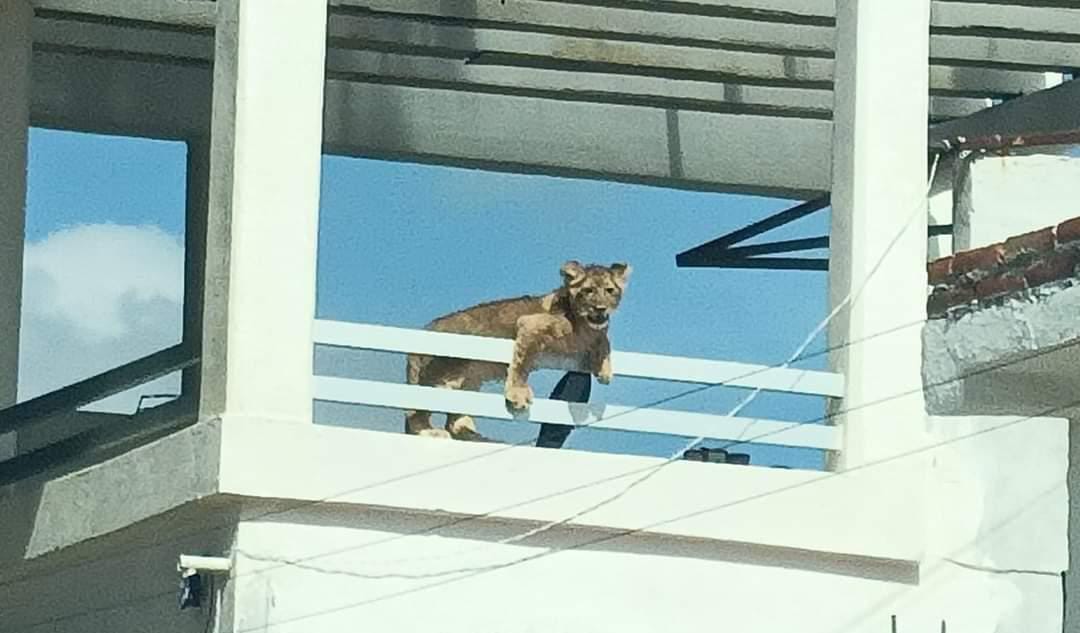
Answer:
[22, 128, 831, 469]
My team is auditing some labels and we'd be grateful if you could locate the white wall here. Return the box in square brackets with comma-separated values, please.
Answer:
[955, 153, 1080, 251]
[0, 409, 1064, 632]
[0, 508, 234, 633]
[226, 414, 1066, 633]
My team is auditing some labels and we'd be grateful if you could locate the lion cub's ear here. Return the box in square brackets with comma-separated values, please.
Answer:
[610, 262, 632, 288]
[560, 260, 586, 285]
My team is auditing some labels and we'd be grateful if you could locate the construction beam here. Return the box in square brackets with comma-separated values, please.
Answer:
[322, 80, 833, 198]
[30, 51, 211, 139]
[32, 15, 213, 62]
[929, 76, 1080, 149]
[31, 18, 1000, 119]
[330, 0, 835, 54]
[26, 0, 1080, 49]
[328, 12, 1074, 89]
[30, 0, 216, 29]
[327, 13, 835, 89]
[27, 46, 830, 196]
[932, 2, 1080, 39]
[331, 1, 1080, 72]
[326, 49, 832, 119]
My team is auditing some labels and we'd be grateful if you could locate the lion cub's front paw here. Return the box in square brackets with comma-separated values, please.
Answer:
[504, 384, 534, 411]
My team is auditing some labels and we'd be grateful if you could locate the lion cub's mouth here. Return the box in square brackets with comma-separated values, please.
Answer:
[585, 313, 610, 328]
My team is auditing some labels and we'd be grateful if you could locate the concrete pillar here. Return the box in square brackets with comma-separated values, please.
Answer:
[0, 0, 32, 459]
[1068, 417, 1080, 632]
[200, 0, 327, 423]
[182, 137, 209, 406]
[828, 1, 931, 468]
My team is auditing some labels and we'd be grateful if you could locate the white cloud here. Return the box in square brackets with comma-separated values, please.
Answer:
[18, 223, 185, 413]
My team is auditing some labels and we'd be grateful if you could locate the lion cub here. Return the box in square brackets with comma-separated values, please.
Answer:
[405, 260, 631, 441]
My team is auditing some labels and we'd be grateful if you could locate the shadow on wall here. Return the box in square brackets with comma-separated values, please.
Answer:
[255, 503, 919, 585]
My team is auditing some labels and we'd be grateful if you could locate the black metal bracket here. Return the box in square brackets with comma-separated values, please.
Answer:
[675, 194, 952, 272]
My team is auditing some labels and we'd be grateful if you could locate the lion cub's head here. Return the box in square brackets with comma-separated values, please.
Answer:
[559, 260, 631, 331]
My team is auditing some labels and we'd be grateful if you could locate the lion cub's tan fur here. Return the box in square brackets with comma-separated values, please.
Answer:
[405, 261, 631, 440]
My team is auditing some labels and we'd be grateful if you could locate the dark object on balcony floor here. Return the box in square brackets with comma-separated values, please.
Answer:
[536, 371, 590, 449]
[683, 447, 751, 465]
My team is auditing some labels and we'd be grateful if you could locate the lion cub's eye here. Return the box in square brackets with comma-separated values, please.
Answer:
[605, 287, 617, 295]
[582, 287, 595, 295]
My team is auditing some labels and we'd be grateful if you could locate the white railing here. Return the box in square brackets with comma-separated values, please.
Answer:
[312, 320, 845, 452]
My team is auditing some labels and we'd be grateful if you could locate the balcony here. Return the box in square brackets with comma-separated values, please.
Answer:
[0, 2, 1073, 632]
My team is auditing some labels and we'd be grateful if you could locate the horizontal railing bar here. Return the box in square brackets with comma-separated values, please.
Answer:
[314, 377, 839, 450]
[0, 344, 199, 435]
[312, 320, 844, 398]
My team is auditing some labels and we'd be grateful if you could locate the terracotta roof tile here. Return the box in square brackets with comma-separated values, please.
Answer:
[926, 214, 1080, 319]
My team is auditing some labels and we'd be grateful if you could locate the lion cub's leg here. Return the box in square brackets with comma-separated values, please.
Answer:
[590, 336, 613, 384]
[506, 313, 573, 411]
[444, 361, 503, 441]
[405, 353, 451, 439]
[443, 374, 480, 440]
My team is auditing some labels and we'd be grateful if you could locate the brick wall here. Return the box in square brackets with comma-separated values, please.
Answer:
[927, 216, 1080, 318]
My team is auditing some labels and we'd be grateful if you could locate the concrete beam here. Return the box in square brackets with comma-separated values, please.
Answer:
[327, 13, 834, 89]
[931, 34, 1080, 72]
[828, 2, 932, 468]
[929, 76, 1080, 148]
[30, 17, 1001, 121]
[199, 0, 328, 423]
[27, 0, 1080, 42]
[332, 1, 1080, 73]
[30, 51, 211, 139]
[26, 47, 830, 196]
[32, 15, 213, 61]
[328, 12, 1073, 90]
[326, 49, 831, 119]
[932, 2, 1080, 38]
[30, 0, 216, 29]
[331, 0, 835, 54]
[0, 0, 32, 461]
[322, 80, 832, 198]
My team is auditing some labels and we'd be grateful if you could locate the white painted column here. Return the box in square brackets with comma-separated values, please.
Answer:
[0, 0, 32, 459]
[828, 2, 931, 468]
[200, 0, 327, 423]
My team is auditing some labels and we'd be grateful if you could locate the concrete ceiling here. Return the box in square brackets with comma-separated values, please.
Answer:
[26, 0, 1080, 197]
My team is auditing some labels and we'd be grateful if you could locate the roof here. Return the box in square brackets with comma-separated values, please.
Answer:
[926, 215, 1080, 319]
[25, 0, 1080, 197]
